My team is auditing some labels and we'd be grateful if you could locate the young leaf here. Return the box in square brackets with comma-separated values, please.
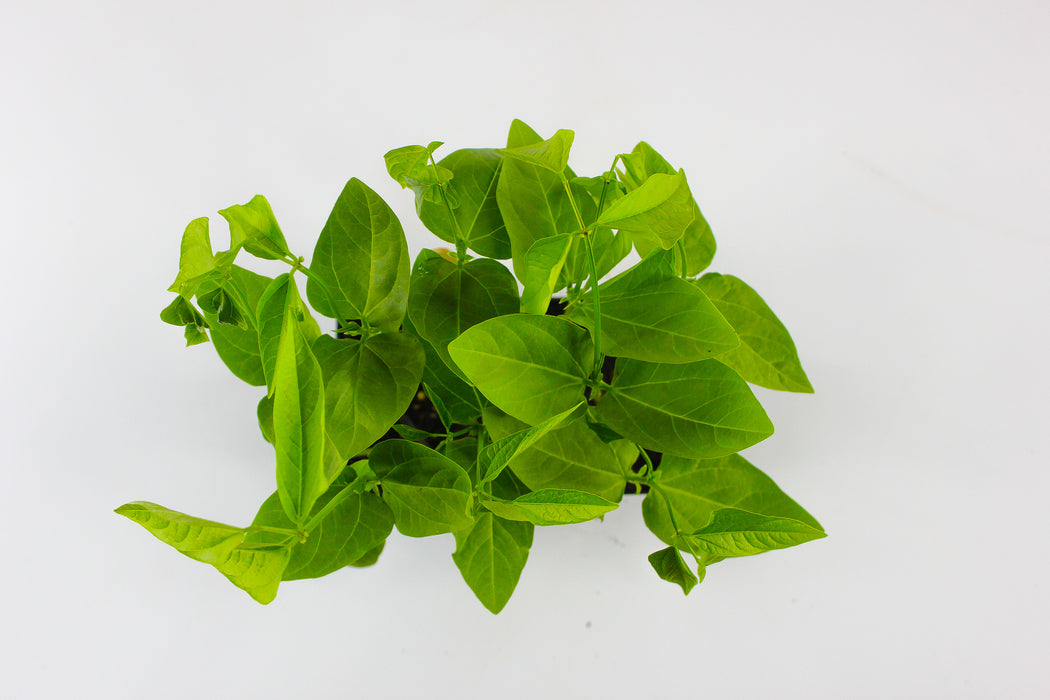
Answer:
[160, 295, 210, 347]
[256, 274, 321, 394]
[695, 274, 813, 393]
[497, 122, 589, 280]
[678, 508, 826, 559]
[619, 142, 716, 275]
[218, 194, 292, 261]
[595, 358, 774, 459]
[114, 502, 289, 604]
[648, 546, 701, 595]
[272, 288, 328, 526]
[369, 440, 473, 537]
[197, 266, 272, 386]
[596, 170, 694, 251]
[480, 489, 618, 526]
[452, 512, 534, 614]
[307, 178, 410, 331]
[250, 480, 394, 581]
[519, 233, 574, 314]
[497, 129, 574, 174]
[311, 332, 424, 461]
[384, 143, 443, 188]
[407, 250, 519, 382]
[448, 314, 594, 426]
[641, 453, 824, 547]
[196, 285, 248, 329]
[416, 148, 511, 259]
[168, 217, 220, 298]
[567, 276, 739, 363]
[477, 401, 587, 483]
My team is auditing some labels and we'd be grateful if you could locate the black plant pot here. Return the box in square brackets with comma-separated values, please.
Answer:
[351, 298, 658, 494]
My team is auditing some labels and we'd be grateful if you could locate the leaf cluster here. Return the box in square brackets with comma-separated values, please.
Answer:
[120, 120, 824, 612]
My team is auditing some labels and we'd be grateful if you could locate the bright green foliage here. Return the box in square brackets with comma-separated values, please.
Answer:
[407, 250, 519, 382]
[695, 273, 814, 393]
[618, 141, 716, 275]
[196, 266, 273, 386]
[648, 546, 701, 594]
[448, 314, 593, 425]
[272, 285, 328, 526]
[678, 508, 826, 560]
[369, 440, 473, 537]
[130, 120, 822, 610]
[520, 233, 574, 314]
[567, 252, 738, 363]
[219, 194, 292, 261]
[414, 148, 510, 259]
[481, 489, 619, 526]
[114, 502, 289, 604]
[257, 273, 321, 394]
[453, 512, 534, 614]
[641, 453, 824, 548]
[312, 332, 424, 461]
[307, 178, 410, 332]
[597, 170, 694, 251]
[251, 476, 394, 580]
[484, 406, 633, 502]
[596, 358, 774, 459]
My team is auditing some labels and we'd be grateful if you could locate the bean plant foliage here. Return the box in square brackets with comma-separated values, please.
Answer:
[118, 120, 825, 613]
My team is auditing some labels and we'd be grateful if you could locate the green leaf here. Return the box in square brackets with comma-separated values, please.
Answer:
[641, 453, 824, 548]
[596, 170, 694, 251]
[168, 217, 220, 298]
[519, 233, 573, 314]
[402, 313, 482, 427]
[567, 276, 739, 364]
[218, 194, 291, 261]
[648, 546, 701, 594]
[307, 178, 410, 331]
[678, 508, 826, 560]
[407, 250, 519, 382]
[695, 274, 813, 393]
[348, 541, 385, 567]
[197, 285, 247, 329]
[497, 122, 589, 280]
[619, 142, 716, 275]
[197, 266, 272, 386]
[417, 148, 511, 259]
[272, 285, 328, 526]
[485, 407, 633, 503]
[250, 479, 394, 581]
[370, 440, 473, 537]
[257, 393, 275, 444]
[480, 489, 618, 526]
[115, 502, 289, 604]
[497, 129, 574, 174]
[392, 424, 439, 442]
[160, 295, 210, 347]
[477, 401, 586, 483]
[452, 512, 534, 614]
[506, 118, 544, 148]
[448, 314, 593, 426]
[595, 358, 774, 459]
[311, 332, 424, 461]
[256, 274, 321, 394]
[384, 143, 443, 188]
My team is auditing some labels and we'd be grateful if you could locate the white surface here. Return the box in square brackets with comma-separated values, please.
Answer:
[3, 1, 1049, 697]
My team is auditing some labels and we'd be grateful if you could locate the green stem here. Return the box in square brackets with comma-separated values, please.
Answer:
[430, 152, 468, 264]
[302, 473, 370, 533]
[283, 255, 372, 336]
[560, 173, 604, 381]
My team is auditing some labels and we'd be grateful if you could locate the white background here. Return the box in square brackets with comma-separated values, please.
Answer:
[3, 1, 1048, 697]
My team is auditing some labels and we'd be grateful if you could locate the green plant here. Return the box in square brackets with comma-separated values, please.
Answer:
[116, 119, 825, 612]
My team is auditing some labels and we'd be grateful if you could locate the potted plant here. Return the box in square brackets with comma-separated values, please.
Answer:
[117, 119, 825, 613]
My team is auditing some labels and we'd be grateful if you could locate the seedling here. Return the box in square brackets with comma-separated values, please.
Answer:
[117, 120, 825, 612]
